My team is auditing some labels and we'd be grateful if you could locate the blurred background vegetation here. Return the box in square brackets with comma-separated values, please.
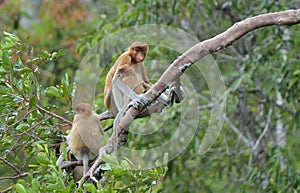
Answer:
[0, 0, 299, 192]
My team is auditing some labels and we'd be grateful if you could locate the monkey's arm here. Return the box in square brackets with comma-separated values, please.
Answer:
[76, 115, 103, 156]
[139, 63, 152, 85]
[113, 76, 181, 108]
[98, 110, 114, 120]
[113, 78, 150, 109]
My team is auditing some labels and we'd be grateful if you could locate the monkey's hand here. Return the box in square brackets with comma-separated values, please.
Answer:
[169, 79, 185, 103]
[158, 80, 185, 106]
[128, 94, 150, 110]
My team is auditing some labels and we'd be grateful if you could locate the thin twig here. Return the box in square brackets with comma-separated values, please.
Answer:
[252, 107, 273, 151]
[9, 108, 36, 128]
[103, 123, 113, 132]
[7, 93, 72, 126]
[15, 117, 52, 140]
[36, 105, 72, 126]
[275, 103, 295, 115]
[60, 160, 83, 169]
[0, 156, 21, 174]
[0, 171, 38, 181]
[225, 116, 252, 147]
[1, 186, 13, 193]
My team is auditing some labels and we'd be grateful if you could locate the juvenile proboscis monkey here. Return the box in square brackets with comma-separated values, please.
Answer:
[102, 42, 184, 149]
[57, 103, 104, 177]
[104, 42, 152, 116]
[103, 42, 179, 117]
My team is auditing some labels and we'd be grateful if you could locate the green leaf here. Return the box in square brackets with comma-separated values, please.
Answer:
[296, 111, 300, 127]
[27, 57, 39, 65]
[27, 170, 34, 182]
[59, 142, 68, 161]
[31, 178, 39, 191]
[292, 70, 300, 76]
[44, 144, 49, 154]
[57, 177, 66, 189]
[36, 143, 44, 151]
[46, 183, 59, 191]
[3, 31, 20, 43]
[120, 160, 130, 169]
[29, 97, 36, 109]
[231, 76, 244, 91]
[21, 67, 33, 74]
[51, 49, 64, 59]
[40, 50, 50, 58]
[102, 153, 119, 165]
[163, 153, 169, 165]
[2, 52, 12, 70]
[84, 183, 97, 192]
[288, 77, 298, 89]
[16, 123, 30, 130]
[14, 183, 27, 193]
[2, 40, 15, 49]
[28, 164, 38, 168]
[36, 153, 50, 165]
[61, 73, 70, 99]
[0, 66, 7, 76]
[101, 163, 112, 171]
[45, 86, 61, 98]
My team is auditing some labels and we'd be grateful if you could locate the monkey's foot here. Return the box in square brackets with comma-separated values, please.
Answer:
[168, 82, 185, 104]
[173, 86, 185, 103]
[78, 170, 98, 188]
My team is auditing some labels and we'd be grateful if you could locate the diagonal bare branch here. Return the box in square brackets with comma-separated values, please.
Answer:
[81, 9, 300, 184]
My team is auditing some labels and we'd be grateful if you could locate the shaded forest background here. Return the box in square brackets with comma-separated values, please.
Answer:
[0, 0, 299, 192]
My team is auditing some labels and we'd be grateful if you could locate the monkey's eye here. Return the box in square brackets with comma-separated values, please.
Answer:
[77, 108, 85, 113]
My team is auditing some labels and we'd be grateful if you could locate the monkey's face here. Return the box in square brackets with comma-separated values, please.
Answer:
[76, 103, 92, 115]
[131, 46, 148, 63]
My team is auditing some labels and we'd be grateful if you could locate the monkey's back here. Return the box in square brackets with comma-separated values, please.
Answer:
[104, 51, 131, 109]
[69, 113, 102, 161]
[69, 125, 89, 160]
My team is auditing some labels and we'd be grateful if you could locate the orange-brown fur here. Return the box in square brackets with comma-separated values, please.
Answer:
[104, 42, 151, 112]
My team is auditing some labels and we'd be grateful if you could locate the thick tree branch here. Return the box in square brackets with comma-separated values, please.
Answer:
[118, 9, 300, 144]
[82, 9, 300, 183]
